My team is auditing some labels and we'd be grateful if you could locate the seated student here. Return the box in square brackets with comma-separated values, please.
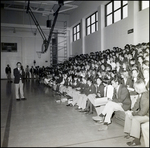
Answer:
[123, 79, 149, 146]
[120, 70, 133, 91]
[142, 60, 149, 70]
[79, 78, 97, 114]
[72, 76, 87, 110]
[67, 76, 83, 107]
[97, 76, 131, 131]
[78, 77, 96, 111]
[137, 55, 144, 79]
[83, 77, 105, 114]
[55, 72, 63, 93]
[63, 74, 73, 97]
[59, 73, 68, 95]
[129, 68, 142, 95]
[141, 121, 149, 147]
[143, 68, 149, 91]
[91, 78, 114, 121]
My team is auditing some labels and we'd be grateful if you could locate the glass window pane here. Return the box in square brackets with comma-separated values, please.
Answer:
[123, 5, 128, 19]
[96, 12, 98, 21]
[91, 24, 95, 33]
[142, 1, 149, 10]
[77, 33, 80, 40]
[91, 14, 95, 24]
[96, 22, 98, 31]
[114, 1, 121, 11]
[74, 34, 76, 41]
[74, 27, 76, 33]
[107, 2, 112, 14]
[77, 25, 79, 32]
[87, 27, 90, 35]
[123, 1, 128, 5]
[107, 14, 112, 26]
[114, 9, 121, 23]
[87, 18, 90, 26]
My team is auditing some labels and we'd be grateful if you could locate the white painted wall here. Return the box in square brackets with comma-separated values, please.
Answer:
[69, 1, 149, 53]
[1, 30, 51, 79]
[1, 8, 70, 79]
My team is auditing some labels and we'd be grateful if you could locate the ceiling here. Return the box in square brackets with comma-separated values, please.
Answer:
[1, 1, 83, 16]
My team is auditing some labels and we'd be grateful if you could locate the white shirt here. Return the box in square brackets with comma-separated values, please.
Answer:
[104, 85, 114, 100]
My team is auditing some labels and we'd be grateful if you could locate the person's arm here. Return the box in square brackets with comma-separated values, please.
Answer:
[132, 93, 149, 116]
[113, 87, 129, 104]
[13, 68, 17, 77]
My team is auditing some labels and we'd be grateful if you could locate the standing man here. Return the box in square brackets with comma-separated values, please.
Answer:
[5, 64, 12, 82]
[13, 62, 26, 101]
[25, 65, 30, 79]
[30, 66, 35, 79]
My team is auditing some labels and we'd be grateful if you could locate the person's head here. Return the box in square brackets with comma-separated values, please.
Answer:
[122, 62, 127, 69]
[96, 77, 102, 85]
[130, 58, 136, 65]
[116, 61, 120, 67]
[134, 79, 147, 94]
[137, 55, 144, 63]
[87, 78, 92, 86]
[111, 76, 122, 89]
[131, 69, 139, 78]
[142, 60, 149, 69]
[143, 68, 149, 80]
[7, 64, 10, 67]
[82, 77, 86, 84]
[121, 70, 129, 78]
[16, 62, 22, 68]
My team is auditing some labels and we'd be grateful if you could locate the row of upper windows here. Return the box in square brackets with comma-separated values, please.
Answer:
[73, 1, 149, 42]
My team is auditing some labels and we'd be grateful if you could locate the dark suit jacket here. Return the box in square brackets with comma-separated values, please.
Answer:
[13, 68, 25, 84]
[132, 91, 149, 116]
[112, 84, 131, 111]
[96, 83, 105, 97]
[122, 77, 133, 88]
[85, 84, 96, 96]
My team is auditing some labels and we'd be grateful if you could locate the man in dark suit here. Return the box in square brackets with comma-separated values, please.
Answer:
[5, 64, 12, 82]
[13, 62, 26, 101]
[98, 76, 131, 130]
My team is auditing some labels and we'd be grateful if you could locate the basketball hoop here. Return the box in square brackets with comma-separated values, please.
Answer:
[36, 51, 42, 58]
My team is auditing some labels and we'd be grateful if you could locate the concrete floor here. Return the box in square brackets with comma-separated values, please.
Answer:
[1, 79, 144, 147]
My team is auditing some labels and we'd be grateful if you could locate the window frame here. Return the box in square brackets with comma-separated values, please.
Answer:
[105, 0, 128, 27]
[73, 23, 81, 42]
[139, 1, 149, 11]
[86, 11, 98, 36]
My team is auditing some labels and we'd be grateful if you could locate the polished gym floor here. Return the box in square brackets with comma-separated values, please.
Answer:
[1, 79, 144, 147]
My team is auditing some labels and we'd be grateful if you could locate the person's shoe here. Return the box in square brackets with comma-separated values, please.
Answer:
[70, 104, 73, 107]
[16, 99, 21, 101]
[126, 140, 141, 146]
[92, 116, 103, 121]
[103, 122, 109, 125]
[99, 113, 105, 117]
[124, 134, 130, 139]
[79, 109, 88, 112]
[21, 98, 27, 100]
[87, 111, 93, 114]
[98, 124, 108, 131]
[66, 104, 70, 106]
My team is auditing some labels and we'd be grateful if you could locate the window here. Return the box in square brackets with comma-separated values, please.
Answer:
[105, 1, 128, 26]
[86, 11, 98, 35]
[140, 1, 149, 11]
[73, 23, 81, 42]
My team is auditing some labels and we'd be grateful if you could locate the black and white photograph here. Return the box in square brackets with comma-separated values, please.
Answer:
[1, 0, 149, 147]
